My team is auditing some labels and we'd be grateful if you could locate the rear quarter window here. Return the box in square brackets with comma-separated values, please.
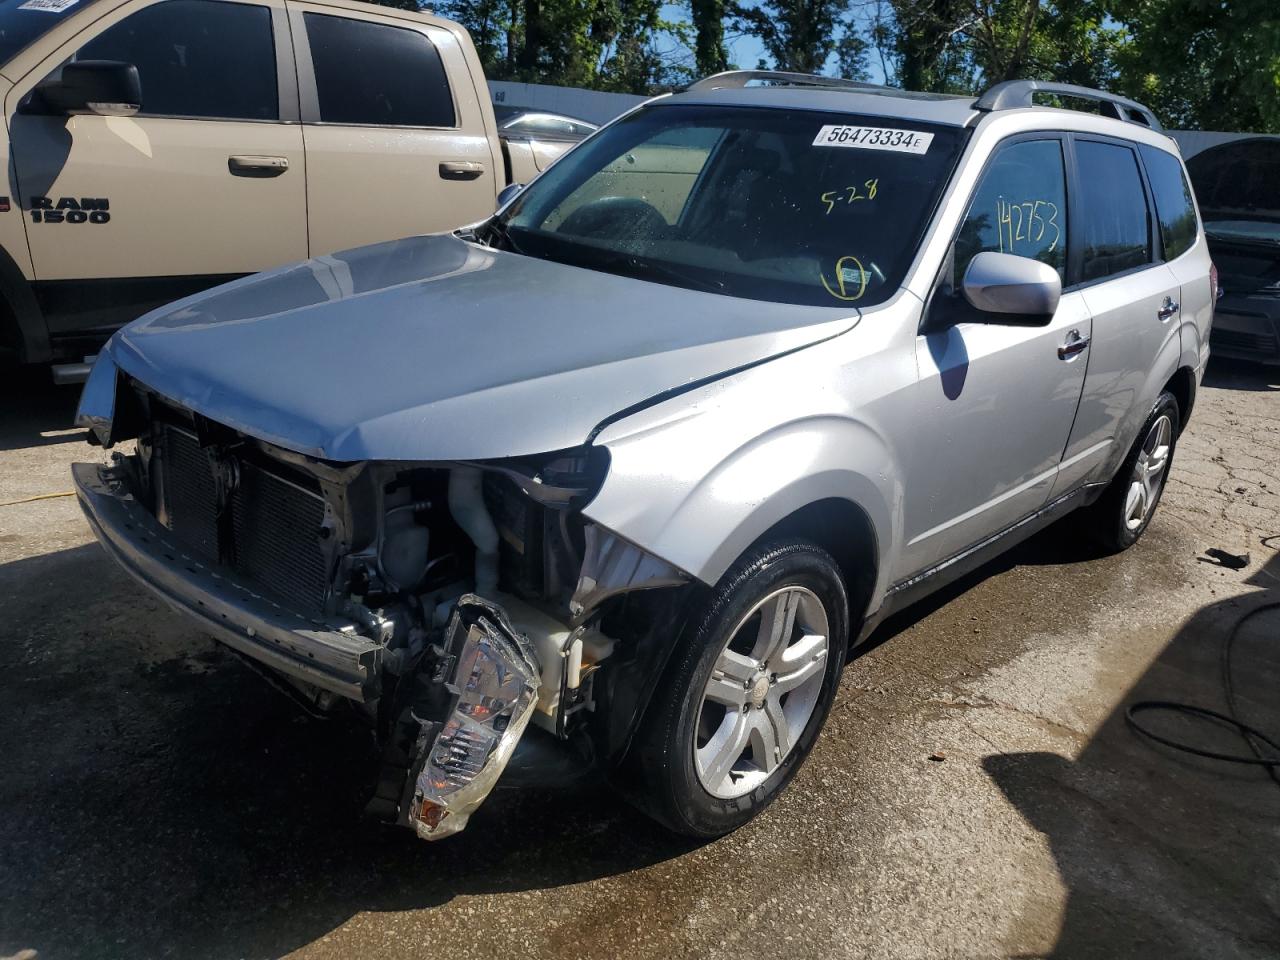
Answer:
[1140, 145, 1198, 261]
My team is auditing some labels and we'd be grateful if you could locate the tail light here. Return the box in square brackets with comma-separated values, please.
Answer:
[1210, 262, 1220, 302]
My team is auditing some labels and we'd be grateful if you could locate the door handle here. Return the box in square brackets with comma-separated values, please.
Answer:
[1057, 329, 1091, 360]
[1157, 296, 1180, 321]
[228, 155, 289, 177]
[439, 160, 484, 181]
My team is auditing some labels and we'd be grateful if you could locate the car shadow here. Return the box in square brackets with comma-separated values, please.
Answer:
[984, 545, 1280, 958]
[0, 361, 83, 452]
[1202, 356, 1280, 391]
[0, 543, 698, 960]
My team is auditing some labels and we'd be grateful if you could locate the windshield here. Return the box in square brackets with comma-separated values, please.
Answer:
[0, 0, 98, 64]
[496, 104, 965, 307]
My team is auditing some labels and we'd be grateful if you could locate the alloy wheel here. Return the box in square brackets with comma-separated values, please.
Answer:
[694, 586, 830, 799]
[1123, 413, 1173, 532]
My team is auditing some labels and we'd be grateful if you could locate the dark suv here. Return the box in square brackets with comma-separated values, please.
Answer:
[1186, 137, 1280, 364]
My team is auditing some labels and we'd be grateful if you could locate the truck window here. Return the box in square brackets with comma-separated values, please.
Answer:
[1139, 145, 1198, 261]
[77, 0, 277, 120]
[303, 13, 454, 128]
[1075, 140, 1154, 282]
[953, 138, 1068, 286]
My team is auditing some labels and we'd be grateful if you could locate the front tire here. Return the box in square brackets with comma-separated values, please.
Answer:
[626, 541, 850, 838]
[1086, 391, 1180, 552]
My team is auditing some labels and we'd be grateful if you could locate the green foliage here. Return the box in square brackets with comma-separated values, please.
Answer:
[729, 0, 857, 74]
[1111, 0, 1280, 133]
[391, 0, 1280, 131]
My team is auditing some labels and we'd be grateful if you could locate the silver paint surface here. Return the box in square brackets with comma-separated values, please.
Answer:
[102, 233, 856, 461]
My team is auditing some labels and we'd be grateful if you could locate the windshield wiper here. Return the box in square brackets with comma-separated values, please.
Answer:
[594, 252, 727, 294]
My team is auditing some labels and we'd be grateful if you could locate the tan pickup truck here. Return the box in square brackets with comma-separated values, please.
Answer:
[0, 0, 585, 377]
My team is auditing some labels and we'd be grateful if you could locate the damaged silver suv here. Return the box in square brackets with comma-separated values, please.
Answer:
[73, 72, 1214, 841]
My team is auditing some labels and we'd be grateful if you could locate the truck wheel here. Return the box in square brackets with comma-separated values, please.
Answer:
[1086, 391, 1180, 553]
[626, 541, 849, 838]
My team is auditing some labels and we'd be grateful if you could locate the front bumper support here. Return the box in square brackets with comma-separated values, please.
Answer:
[72, 462, 382, 702]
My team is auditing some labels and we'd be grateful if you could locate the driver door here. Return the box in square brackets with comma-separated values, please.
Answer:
[901, 136, 1092, 574]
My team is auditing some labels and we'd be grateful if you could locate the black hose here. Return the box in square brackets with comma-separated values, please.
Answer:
[1125, 599, 1280, 788]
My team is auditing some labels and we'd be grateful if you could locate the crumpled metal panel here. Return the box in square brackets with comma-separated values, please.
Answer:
[411, 595, 540, 840]
[569, 524, 689, 621]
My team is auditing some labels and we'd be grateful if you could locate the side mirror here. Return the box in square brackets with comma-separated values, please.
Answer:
[33, 61, 141, 117]
[496, 182, 524, 210]
[961, 251, 1061, 323]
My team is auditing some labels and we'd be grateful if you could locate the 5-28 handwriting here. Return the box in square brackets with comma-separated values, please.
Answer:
[820, 179, 880, 214]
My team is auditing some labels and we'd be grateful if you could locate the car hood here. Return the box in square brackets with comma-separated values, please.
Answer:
[107, 234, 857, 461]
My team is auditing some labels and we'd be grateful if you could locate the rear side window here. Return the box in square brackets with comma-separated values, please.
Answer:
[1075, 140, 1153, 282]
[304, 13, 454, 127]
[1140, 145, 1198, 260]
[953, 138, 1067, 285]
[78, 0, 277, 120]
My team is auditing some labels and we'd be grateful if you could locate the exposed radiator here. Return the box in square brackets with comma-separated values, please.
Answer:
[160, 426, 330, 613]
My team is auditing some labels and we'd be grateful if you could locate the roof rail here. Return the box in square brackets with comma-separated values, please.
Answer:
[974, 80, 1162, 131]
[686, 70, 887, 94]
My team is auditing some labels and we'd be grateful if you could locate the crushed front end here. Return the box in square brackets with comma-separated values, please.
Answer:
[73, 358, 691, 840]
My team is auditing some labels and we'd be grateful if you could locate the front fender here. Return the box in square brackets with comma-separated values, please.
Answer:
[585, 413, 897, 605]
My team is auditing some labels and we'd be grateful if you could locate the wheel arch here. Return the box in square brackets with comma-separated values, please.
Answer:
[1162, 364, 1196, 434]
[0, 242, 47, 363]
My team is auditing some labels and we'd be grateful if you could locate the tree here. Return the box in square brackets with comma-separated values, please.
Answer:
[731, 0, 856, 74]
[690, 0, 730, 76]
[1112, 0, 1280, 132]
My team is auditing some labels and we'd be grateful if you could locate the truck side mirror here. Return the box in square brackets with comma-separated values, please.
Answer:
[32, 61, 141, 118]
[961, 251, 1061, 325]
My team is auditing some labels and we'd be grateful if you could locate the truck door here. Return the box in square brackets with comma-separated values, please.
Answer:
[286, 3, 501, 257]
[7, 0, 307, 338]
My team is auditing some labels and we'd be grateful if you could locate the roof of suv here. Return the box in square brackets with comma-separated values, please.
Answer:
[664, 85, 979, 127]
[662, 72, 1165, 135]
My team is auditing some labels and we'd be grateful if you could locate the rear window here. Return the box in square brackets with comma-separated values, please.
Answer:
[1075, 140, 1153, 282]
[1140, 145, 1198, 261]
[304, 13, 454, 127]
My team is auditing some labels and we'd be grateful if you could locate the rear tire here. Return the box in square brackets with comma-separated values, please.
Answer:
[624, 540, 850, 838]
[1086, 391, 1180, 552]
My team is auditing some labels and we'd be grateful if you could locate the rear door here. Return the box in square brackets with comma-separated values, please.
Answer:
[288, 3, 500, 256]
[1140, 144, 1213, 369]
[1052, 136, 1182, 496]
[906, 136, 1091, 572]
[8, 0, 307, 336]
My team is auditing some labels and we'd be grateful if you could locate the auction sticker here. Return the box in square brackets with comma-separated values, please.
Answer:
[813, 125, 933, 155]
[18, 0, 80, 11]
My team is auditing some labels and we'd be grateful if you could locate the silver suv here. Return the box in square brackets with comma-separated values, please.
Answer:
[73, 72, 1213, 841]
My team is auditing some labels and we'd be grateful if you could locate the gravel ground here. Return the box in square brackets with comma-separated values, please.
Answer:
[0, 360, 1277, 960]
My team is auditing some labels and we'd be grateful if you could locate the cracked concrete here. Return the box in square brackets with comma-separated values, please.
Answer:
[0, 359, 1277, 960]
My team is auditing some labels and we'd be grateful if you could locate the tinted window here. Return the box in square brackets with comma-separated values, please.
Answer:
[502, 105, 965, 307]
[79, 0, 276, 120]
[1076, 140, 1152, 282]
[1186, 138, 1280, 221]
[305, 13, 454, 127]
[954, 139, 1067, 285]
[1141, 145, 1198, 260]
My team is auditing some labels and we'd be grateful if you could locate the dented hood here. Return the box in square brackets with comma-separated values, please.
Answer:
[107, 234, 857, 461]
